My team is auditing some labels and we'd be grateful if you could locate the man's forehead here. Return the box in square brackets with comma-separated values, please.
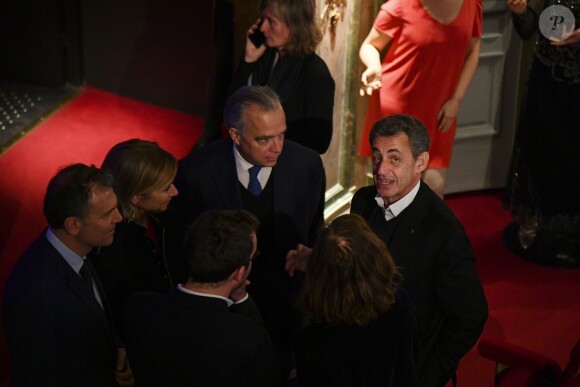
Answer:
[371, 134, 408, 152]
[87, 186, 116, 211]
[243, 109, 286, 138]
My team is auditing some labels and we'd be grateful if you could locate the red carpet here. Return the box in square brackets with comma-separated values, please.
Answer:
[445, 191, 580, 386]
[0, 87, 203, 385]
[1, 88, 579, 386]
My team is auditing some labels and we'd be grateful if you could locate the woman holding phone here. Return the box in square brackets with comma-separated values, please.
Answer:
[232, 0, 335, 154]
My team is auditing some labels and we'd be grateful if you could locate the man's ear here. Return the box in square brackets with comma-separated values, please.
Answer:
[63, 216, 82, 237]
[415, 151, 429, 173]
[229, 127, 241, 145]
[231, 265, 246, 283]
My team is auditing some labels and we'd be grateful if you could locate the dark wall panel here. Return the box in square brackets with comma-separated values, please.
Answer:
[0, 0, 66, 86]
[82, 0, 215, 115]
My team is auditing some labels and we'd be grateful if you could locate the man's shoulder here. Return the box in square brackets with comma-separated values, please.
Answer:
[283, 140, 321, 158]
[8, 233, 56, 276]
[415, 183, 464, 229]
[3, 232, 66, 303]
[280, 140, 323, 168]
[125, 290, 267, 333]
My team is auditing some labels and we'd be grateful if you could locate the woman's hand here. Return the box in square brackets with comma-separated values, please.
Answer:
[360, 66, 382, 96]
[437, 98, 460, 132]
[245, 19, 267, 63]
[507, 0, 527, 14]
[358, 27, 391, 96]
[551, 27, 580, 46]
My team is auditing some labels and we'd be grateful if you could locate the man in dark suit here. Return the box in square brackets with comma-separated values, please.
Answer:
[2, 164, 133, 386]
[286, 114, 487, 387]
[123, 210, 282, 387]
[173, 85, 324, 368]
[350, 114, 488, 386]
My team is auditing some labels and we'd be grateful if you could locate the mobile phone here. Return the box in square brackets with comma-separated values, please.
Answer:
[249, 19, 266, 48]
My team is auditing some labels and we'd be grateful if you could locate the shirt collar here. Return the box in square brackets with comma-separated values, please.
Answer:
[232, 143, 273, 187]
[177, 284, 233, 307]
[233, 144, 254, 172]
[45, 227, 85, 274]
[374, 180, 421, 219]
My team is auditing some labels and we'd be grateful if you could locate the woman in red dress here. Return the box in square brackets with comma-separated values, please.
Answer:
[359, 0, 482, 198]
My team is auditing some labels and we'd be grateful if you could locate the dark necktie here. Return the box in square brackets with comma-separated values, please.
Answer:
[248, 165, 262, 195]
[79, 260, 102, 308]
[79, 260, 93, 283]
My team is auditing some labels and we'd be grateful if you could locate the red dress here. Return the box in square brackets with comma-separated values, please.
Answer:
[360, 0, 482, 168]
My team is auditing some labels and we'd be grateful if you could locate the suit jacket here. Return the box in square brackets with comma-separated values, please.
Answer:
[123, 289, 282, 387]
[173, 139, 324, 250]
[351, 182, 488, 387]
[172, 139, 324, 367]
[2, 231, 118, 386]
[295, 288, 419, 387]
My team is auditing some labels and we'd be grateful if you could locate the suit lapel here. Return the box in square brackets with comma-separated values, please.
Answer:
[211, 144, 243, 209]
[66, 262, 111, 331]
[272, 152, 294, 217]
[42, 236, 112, 334]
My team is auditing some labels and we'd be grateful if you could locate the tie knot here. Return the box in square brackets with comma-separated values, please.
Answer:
[249, 165, 261, 177]
[79, 261, 92, 282]
[248, 166, 263, 195]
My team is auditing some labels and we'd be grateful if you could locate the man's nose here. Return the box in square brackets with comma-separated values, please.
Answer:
[270, 137, 283, 153]
[375, 159, 389, 175]
[113, 209, 123, 223]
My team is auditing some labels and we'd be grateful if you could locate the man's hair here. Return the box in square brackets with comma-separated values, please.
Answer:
[43, 163, 115, 229]
[260, 0, 322, 56]
[298, 214, 400, 327]
[101, 139, 177, 218]
[369, 114, 430, 159]
[223, 86, 282, 133]
[184, 210, 260, 283]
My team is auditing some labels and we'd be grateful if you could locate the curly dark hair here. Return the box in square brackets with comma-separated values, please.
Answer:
[298, 214, 400, 327]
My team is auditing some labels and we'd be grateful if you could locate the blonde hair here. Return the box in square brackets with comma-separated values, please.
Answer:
[101, 139, 177, 217]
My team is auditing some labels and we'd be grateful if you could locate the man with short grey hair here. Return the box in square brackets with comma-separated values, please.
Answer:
[173, 85, 325, 371]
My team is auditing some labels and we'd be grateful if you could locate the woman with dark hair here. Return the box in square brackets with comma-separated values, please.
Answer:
[295, 214, 419, 386]
[232, 0, 335, 154]
[90, 139, 186, 332]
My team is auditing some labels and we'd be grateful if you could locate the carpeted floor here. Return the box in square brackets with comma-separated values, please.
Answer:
[445, 191, 580, 386]
[0, 87, 203, 386]
[0, 87, 579, 386]
[0, 81, 78, 154]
